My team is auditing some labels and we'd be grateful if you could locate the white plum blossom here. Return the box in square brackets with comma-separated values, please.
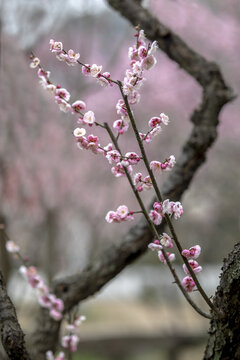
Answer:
[83, 110, 95, 125]
[73, 128, 86, 138]
[90, 64, 102, 77]
[30, 57, 40, 68]
[160, 233, 174, 248]
[6, 241, 20, 253]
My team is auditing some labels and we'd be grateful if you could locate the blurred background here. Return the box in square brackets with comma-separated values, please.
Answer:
[0, 0, 240, 359]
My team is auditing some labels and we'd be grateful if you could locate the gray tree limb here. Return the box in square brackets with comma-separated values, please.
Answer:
[0, 271, 31, 360]
[204, 243, 240, 359]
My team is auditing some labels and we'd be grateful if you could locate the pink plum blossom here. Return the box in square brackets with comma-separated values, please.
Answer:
[160, 233, 174, 248]
[116, 99, 128, 116]
[133, 172, 142, 185]
[82, 64, 91, 76]
[66, 49, 80, 65]
[106, 150, 121, 164]
[103, 143, 113, 153]
[55, 88, 70, 102]
[113, 118, 130, 134]
[105, 211, 121, 223]
[182, 276, 196, 292]
[49, 39, 63, 53]
[148, 116, 161, 128]
[150, 161, 162, 172]
[148, 241, 162, 252]
[158, 251, 175, 264]
[61, 334, 79, 352]
[162, 199, 183, 219]
[125, 152, 140, 165]
[96, 72, 112, 87]
[149, 210, 162, 225]
[153, 202, 163, 213]
[111, 163, 132, 177]
[182, 245, 201, 259]
[159, 113, 169, 126]
[116, 205, 130, 219]
[142, 176, 153, 190]
[160, 155, 176, 171]
[183, 260, 202, 275]
[71, 100, 86, 113]
[105, 205, 134, 223]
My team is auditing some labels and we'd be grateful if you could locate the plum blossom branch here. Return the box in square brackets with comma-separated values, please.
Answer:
[116, 78, 217, 313]
[32, 29, 212, 317]
[49, 40, 119, 86]
[103, 123, 211, 319]
[2, 227, 64, 322]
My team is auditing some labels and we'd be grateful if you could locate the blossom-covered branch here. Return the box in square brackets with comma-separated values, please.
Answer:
[27, 10, 233, 354]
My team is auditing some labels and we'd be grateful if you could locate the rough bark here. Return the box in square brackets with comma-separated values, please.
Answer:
[204, 243, 240, 360]
[0, 271, 31, 360]
[30, 1, 234, 358]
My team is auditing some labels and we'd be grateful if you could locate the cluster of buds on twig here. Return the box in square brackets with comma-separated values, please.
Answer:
[6, 240, 64, 320]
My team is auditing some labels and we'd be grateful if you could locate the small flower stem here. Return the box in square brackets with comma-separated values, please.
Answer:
[117, 81, 217, 315]
[104, 122, 211, 319]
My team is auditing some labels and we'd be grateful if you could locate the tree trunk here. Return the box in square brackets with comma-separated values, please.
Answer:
[204, 243, 240, 359]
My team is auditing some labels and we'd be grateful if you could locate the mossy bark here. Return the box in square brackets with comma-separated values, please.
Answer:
[204, 243, 240, 359]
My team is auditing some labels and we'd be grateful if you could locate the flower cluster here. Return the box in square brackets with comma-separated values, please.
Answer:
[113, 30, 158, 137]
[19, 265, 64, 320]
[114, 99, 130, 135]
[105, 205, 134, 223]
[5, 241, 64, 321]
[148, 235, 175, 264]
[181, 245, 202, 292]
[49, 39, 80, 66]
[150, 155, 176, 172]
[124, 29, 158, 103]
[133, 172, 153, 192]
[46, 315, 86, 359]
[140, 113, 169, 144]
[149, 200, 184, 226]
[30, 57, 96, 126]
[73, 128, 101, 154]
[61, 315, 86, 352]
[49, 39, 112, 87]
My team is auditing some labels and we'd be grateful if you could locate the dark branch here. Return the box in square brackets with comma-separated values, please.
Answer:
[30, 1, 234, 358]
[0, 271, 31, 360]
[204, 243, 240, 359]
